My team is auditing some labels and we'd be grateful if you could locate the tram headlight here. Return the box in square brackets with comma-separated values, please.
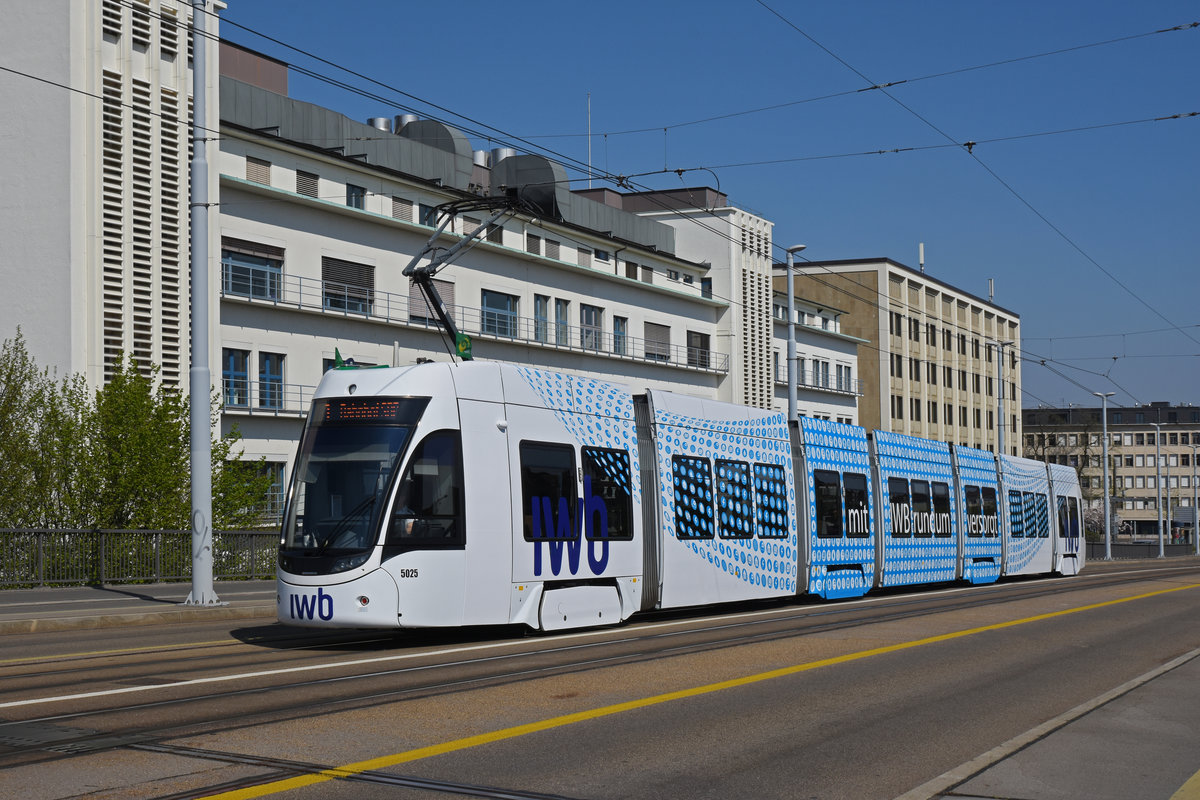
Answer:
[330, 552, 371, 573]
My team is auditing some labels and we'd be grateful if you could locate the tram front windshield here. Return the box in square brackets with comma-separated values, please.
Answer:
[281, 397, 429, 561]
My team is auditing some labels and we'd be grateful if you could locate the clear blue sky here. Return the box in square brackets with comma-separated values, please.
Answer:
[221, 1, 1198, 411]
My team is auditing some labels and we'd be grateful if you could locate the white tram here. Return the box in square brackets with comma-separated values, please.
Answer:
[277, 361, 1084, 631]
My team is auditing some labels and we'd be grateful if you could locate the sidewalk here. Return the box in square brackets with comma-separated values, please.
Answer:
[0, 580, 277, 635]
[902, 647, 1200, 800]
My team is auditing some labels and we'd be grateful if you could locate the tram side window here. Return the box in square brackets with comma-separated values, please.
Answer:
[931, 481, 952, 538]
[982, 488, 998, 537]
[754, 463, 789, 539]
[1008, 490, 1024, 538]
[888, 477, 911, 538]
[1033, 492, 1049, 538]
[673, 455, 715, 539]
[843, 472, 870, 538]
[911, 480, 932, 538]
[521, 442, 578, 541]
[814, 469, 843, 539]
[1022, 491, 1038, 539]
[1067, 496, 1080, 540]
[965, 485, 984, 537]
[716, 459, 754, 539]
[582, 447, 633, 541]
[386, 430, 464, 548]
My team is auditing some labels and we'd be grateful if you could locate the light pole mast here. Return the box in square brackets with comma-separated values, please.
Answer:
[784, 244, 806, 424]
[1093, 392, 1115, 560]
[1153, 422, 1164, 558]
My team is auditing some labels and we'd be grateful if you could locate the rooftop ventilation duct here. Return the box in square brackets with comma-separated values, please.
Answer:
[393, 114, 419, 133]
[473, 150, 491, 168]
[367, 117, 392, 132]
[490, 152, 570, 221]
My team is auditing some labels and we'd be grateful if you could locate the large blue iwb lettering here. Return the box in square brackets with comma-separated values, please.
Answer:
[531, 476, 611, 577]
[289, 587, 334, 621]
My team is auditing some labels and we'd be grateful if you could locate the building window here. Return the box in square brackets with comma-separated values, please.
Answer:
[555, 299, 570, 346]
[487, 224, 504, 244]
[577, 247, 592, 268]
[837, 364, 852, 392]
[322, 257, 374, 314]
[687, 331, 710, 369]
[613, 316, 628, 356]
[534, 295, 549, 343]
[346, 183, 366, 209]
[221, 238, 282, 301]
[580, 304, 603, 350]
[526, 233, 541, 256]
[259, 352, 284, 409]
[625, 260, 639, 280]
[246, 156, 271, 185]
[222, 349, 249, 408]
[644, 322, 671, 362]
[641, 264, 655, 283]
[481, 290, 519, 338]
[700, 277, 712, 299]
[545, 239, 561, 260]
[296, 170, 318, 197]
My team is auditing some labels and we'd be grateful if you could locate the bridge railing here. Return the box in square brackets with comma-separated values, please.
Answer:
[0, 529, 279, 589]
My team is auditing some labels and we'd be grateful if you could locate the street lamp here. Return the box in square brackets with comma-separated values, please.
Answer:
[1093, 392, 1115, 560]
[785, 244, 807, 424]
[1152, 422, 1164, 558]
[1192, 443, 1199, 556]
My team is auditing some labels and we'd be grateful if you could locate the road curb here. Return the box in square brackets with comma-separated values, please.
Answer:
[0, 604, 278, 636]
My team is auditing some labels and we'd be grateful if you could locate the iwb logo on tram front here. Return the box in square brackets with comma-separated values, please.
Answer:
[530, 476, 611, 577]
[289, 587, 334, 621]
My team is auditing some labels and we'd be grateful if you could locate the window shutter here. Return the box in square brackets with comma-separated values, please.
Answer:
[322, 257, 374, 292]
[408, 278, 454, 318]
[246, 156, 271, 185]
[222, 237, 284, 262]
[296, 170, 318, 197]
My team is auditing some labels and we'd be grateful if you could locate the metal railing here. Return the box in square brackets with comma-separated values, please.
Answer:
[0, 529, 279, 589]
[222, 269, 730, 373]
[774, 365, 863, 396]
[221, 379, 316, 416]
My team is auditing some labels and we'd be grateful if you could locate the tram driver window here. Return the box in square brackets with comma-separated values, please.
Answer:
[386, 430, 464, 548]
[814, 469, 843, 539]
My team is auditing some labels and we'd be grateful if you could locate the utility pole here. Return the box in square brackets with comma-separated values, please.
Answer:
[185, 0, 220, 605]
[1093, 392, 1115, 559]
[784, 245, 806, 424]
[989, 340, 1014, 455]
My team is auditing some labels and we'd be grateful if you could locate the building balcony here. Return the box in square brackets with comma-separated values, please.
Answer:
[774, 365, 863, 396]
[221, 269, 729, 374]
[221, 378, 315, 416]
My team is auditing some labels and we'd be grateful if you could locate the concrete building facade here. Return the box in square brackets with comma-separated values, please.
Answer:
[1023, 402, 1200, 540]
[787, 258, 1021, 454]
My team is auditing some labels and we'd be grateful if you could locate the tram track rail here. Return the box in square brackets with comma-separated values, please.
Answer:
[0, 561, 1196, 774]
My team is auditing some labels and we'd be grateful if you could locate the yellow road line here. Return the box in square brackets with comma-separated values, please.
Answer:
[201, 581, 1200, 800]
[1172, 768, 1200, 800]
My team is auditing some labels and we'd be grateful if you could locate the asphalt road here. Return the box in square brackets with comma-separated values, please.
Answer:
[1, 562, 1199, 800]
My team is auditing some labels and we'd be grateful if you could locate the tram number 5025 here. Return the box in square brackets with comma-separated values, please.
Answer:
[398, 568, 419, 578]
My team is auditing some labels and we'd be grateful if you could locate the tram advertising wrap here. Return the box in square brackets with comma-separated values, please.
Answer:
[277, 362, 1084, 632]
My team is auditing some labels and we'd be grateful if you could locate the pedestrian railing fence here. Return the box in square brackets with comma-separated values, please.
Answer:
[0, 529, 279, 589]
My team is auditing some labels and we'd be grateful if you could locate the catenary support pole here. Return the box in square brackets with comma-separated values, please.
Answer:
[1094, 392, 1115, 560]
[784, 245, 806, 424]
[185, 0, 220, 606]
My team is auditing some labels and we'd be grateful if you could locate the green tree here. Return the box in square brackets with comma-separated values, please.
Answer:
[0, 330, 91, 528]
[0, 334, 274, 530]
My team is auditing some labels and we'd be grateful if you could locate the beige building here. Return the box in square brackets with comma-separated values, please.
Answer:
[787, 259, 1021, 453]
[1023, 402, 1200, 540]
